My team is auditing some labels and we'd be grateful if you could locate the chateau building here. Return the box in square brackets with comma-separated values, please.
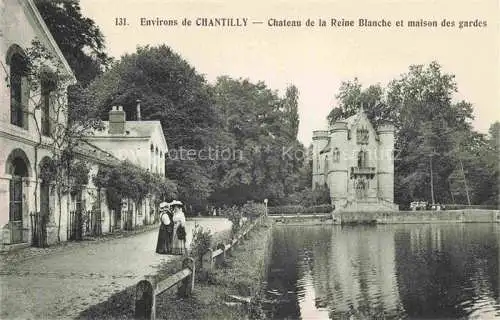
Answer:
[312, 107, 398, 212]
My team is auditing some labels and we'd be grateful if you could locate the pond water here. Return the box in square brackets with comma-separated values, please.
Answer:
[263, 224, 499, 319]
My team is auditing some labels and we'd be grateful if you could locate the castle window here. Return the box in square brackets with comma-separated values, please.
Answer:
[324, 156, 329, 175]
[357, 127, 369, 145]
[357, 150, 369, 168]
[333, 148, 340, 162]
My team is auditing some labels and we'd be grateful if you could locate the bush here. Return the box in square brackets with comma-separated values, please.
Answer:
[241, 201, 266, 220]
[220, 201, 265, 238]
[190, 223, 212, 265]
[281, 184, 331, 206]
[220, 206, 240, 236]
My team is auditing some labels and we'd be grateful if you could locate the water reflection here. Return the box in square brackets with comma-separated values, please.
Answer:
[264, 224, 499, 319]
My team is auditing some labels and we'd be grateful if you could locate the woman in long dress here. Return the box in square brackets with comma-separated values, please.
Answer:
[170, 201, 188, 255]
[155, 202, 173, 254]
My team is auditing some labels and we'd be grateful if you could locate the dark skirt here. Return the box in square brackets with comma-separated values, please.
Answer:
[155, 223, 173, 254]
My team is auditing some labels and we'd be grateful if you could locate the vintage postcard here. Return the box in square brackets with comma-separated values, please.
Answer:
[0, 0, 498, 319]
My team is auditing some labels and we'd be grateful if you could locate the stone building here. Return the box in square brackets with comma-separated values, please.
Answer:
[84, 105, 168, 228]
[312, 107, 398, 212]
[0, 0, 77, 247]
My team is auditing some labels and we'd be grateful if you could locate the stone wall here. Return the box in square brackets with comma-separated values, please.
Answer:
[336, 209, 500, 224]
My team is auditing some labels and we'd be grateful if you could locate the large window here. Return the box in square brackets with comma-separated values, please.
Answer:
[9, 51, 28, 128]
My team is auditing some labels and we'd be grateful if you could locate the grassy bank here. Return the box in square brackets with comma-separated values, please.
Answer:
[76, 219, 272, 319]
[156, 219, 273, 320]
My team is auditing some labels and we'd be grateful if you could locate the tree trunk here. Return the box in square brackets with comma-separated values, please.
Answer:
[57, 191, 62, 243]
[459, 159, 471, 205]
[448, 178, 455, 203]
[430, 156, 435, 205]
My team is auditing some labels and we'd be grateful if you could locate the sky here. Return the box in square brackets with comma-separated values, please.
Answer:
[80, 0, 499, 146]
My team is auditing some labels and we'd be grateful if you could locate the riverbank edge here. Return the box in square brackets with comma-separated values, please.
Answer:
[154, 218, 273, 320]
[269, 209, 500, 225]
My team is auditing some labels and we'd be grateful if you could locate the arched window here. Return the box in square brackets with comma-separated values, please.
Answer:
[363, 151, 369, 167]
[357, 127, 369, 145]
[155, 147, 159, 173]
[333, 148, 340, 162]
[355, 179, 367, 199]
[357, 151, 363, 168]
[159, 152, 163, 174]
[7, 45, 28, 129]
[324, 156, 329, 175]
[150, 144, 154, 171]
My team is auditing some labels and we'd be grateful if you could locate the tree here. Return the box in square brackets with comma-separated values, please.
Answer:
[327, 79, 396, 127]
[282, 84, 300, 139]
[210, 77, 305, 205]
[35, 0, 111, 85]
[89, 45, 222, 211]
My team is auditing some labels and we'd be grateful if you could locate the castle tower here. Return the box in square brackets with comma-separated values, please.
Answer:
[329, 121, 349, 208]
[377, 123, 395, 202]
[312, 130, 329, 188]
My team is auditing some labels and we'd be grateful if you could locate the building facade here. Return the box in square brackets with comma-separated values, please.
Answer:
[312, 107, 398, 212]
[0, 0, 77, 247]
[84, 105, 169, 228]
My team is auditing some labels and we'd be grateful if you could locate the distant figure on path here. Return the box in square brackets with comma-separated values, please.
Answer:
[156, 202, 173, 254]
[170, 200, 188, 255]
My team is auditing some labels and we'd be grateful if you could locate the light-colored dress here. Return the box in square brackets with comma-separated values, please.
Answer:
[171, 210, 187, 255]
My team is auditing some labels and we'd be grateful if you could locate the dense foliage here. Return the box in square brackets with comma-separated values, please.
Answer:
[190, 224, 213, 268]
[34, 0, 111, 85]
[88, 45, 307, 210]
[93, 161, 178, 211]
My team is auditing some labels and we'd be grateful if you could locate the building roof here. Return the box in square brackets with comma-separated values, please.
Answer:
[88, 121, 161, 138]
[74, 140, 121, 166]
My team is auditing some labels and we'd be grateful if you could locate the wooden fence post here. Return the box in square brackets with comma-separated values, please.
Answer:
[135, 279, 155, 320]
[202, 248, 213, 276]
[215, 243, 225, 267]
[178, 257, 195, 297]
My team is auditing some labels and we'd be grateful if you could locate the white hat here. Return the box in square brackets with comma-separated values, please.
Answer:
[159, 202, 169, 208]
[169, 200, 183, 207]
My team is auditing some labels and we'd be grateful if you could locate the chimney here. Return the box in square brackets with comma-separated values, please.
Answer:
[109, 105, 126, 134]
[136, 99, 142, 121]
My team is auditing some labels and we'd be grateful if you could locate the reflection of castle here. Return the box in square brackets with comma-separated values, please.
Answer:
[312, 107, 398, 211]
[311, 227, 405, 318]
